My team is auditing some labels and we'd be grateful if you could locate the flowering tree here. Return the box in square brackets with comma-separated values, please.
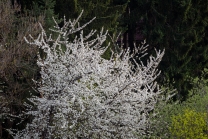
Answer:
[10, 11, 165, 138]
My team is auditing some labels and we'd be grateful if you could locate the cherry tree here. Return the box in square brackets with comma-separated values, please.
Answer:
[10, 11, 165, 139]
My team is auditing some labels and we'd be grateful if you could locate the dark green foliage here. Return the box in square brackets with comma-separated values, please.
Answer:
[126, 0, 208, 100]
[16, 0, 59, 33]
[55, 0, 127, 35]
[54, 0, 128, 58]
[33, 0, 59, 33]
[16, 0, 128, 58]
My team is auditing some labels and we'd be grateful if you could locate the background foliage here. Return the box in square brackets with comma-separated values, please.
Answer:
[170, 109, 208, 139]
[125, 0, 208, 100]
[148, 79, 208, 138]
[0, 1, 44, 138]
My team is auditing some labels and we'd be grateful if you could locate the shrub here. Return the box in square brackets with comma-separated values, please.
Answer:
[9, 11, 165, 139]
[148, 75, 208, 138]
[0, 0, 44, 138]
[170, 109, 208, 139]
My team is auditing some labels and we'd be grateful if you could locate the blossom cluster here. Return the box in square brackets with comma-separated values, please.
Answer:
[11, 11, 164, 139]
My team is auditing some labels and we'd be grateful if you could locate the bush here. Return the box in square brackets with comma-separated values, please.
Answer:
[9, 11, 165, 139]
[170, 109, 208, 139]
[148, 83, 208, 138]
[0, 0, 44, 138]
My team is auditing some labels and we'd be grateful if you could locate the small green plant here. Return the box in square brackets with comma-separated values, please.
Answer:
[170, 109, 208, 139]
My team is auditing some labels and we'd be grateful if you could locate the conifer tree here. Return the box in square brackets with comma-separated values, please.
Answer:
[16, 0, 59, 33]
[55, 0, 128, 36]
[32, 0, 58, 32]
[126, 0, 208, 100]
[54, 0, 128, 59]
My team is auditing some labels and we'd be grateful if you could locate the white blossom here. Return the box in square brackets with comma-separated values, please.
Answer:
[11, 11, 165, 139]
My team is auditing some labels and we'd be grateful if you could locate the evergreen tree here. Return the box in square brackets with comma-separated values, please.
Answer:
[32, 0, 58, 32]
[126, 0, 208, 100]
[55, 0, 128, 35]
[54, 0, 128, 59]
[16, 0, 59, 32]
